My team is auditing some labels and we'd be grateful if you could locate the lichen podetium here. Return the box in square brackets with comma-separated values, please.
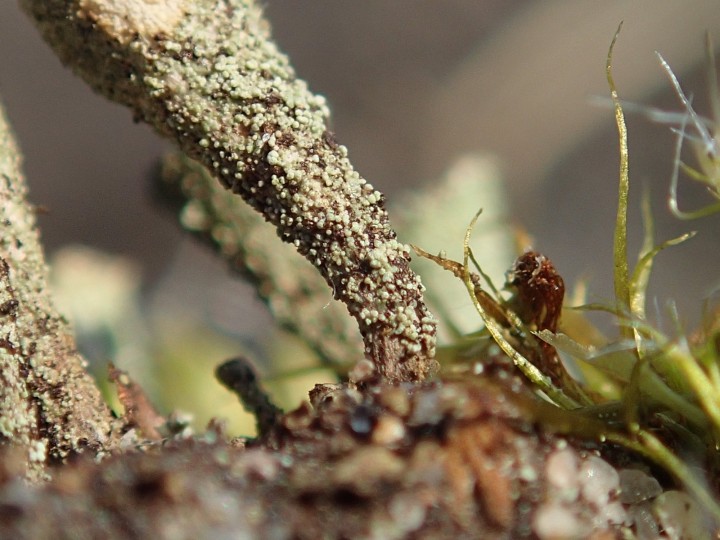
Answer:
[0, 101, 118, 481]
[22, 0, 438, 382]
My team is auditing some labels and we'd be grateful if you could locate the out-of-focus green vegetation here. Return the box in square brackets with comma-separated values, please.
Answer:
[421, 30, 720, 521]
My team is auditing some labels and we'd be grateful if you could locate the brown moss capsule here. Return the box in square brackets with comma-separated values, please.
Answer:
[507, 251, 564, 333]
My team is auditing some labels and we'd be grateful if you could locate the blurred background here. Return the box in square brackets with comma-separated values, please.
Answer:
[1, 1, 720, 432]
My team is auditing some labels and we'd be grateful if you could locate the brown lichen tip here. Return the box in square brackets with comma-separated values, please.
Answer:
[22, 0, 437, 382]
[215, 357, 282, 438]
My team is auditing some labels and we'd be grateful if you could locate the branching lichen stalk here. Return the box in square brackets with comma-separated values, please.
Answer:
[21, 0, 438, 382]
[0, 101, 118, 481]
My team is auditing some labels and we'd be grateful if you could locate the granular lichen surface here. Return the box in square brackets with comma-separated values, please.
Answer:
[24, 0, 437, 381]
[0, 103, 117, 481]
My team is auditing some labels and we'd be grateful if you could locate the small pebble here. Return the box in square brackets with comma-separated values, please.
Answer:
[532, 502, 586, 539]
[580, 455, 619, 508]
[628, 502, 659, 540]
[618, 468, 662, 504]
[371, 415, 406, 446]
[546, 448, 580, 501]
[654, 490, 710, 540]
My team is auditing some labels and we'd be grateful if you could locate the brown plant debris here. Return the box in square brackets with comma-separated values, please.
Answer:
[507, 251, 565, 335]
[506, 250, 581, 393]
[0, 374, 673, 539]
[109, 364, 165, 442]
